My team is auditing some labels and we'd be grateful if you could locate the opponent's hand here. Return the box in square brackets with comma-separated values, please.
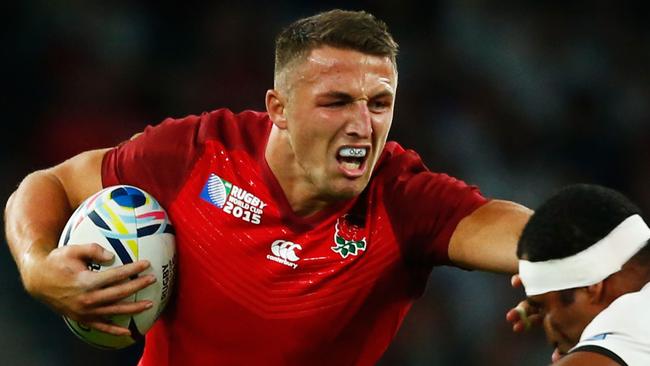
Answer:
[21, 243, 156, 336]
[505, 274, 542, 332]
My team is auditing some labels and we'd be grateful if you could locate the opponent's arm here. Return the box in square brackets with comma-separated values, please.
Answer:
[4, 148, 154, 336]
[447, 199, 532, 274]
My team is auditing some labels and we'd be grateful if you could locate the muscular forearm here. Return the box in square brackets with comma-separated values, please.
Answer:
[4, 148, 156, 337]
[5, 149, 106, 287]
[448, 200, 533, 274]
[5, 170, 75, 285]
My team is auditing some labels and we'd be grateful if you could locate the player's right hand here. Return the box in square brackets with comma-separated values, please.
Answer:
[505, 274, 543, 333]
[21, 243, 156, 336]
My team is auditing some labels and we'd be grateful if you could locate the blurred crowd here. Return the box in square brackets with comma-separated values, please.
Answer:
[2, 1, 648, 365]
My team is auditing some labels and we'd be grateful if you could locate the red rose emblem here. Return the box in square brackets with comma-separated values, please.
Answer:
[332, 215, 367, 258]
[336, 215, 365, 242]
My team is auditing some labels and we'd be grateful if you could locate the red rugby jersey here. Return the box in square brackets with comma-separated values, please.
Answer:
[102, 109, 487, 366]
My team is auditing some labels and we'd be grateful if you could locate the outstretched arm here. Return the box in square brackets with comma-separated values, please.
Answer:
[4, 148, 154, 336]
[448, 199, 532, 274]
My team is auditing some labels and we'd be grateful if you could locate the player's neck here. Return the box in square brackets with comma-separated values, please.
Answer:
[604, 263, 650, 305]
[265, 127, 332, 217]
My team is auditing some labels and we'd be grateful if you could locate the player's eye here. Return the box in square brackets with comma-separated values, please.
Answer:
[527, 298, 543, 311]
[369, 99, 391, 112]
[324, 100, 347, 108]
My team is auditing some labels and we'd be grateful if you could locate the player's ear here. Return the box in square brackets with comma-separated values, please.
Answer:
[266, 89, 288, 129]
[585, 281, 605, 304]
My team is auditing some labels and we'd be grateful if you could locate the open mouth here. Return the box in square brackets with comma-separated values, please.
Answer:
[336, 146, 369, 174]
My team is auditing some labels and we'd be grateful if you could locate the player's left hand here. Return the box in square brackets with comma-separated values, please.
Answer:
[505, 274, 543, 332]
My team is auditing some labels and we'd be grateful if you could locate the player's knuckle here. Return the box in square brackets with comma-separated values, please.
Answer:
[124, 304, 139, 314]
[100, 305, 117, 315]
[116, 266, 133, 279]
[136, 277, 151, 289]
[67, 312, 83, 322]
[111, 286, 130, 300]
[91, 322, 107, 332]
[76, 273, 94, 290]
[79, 295, 95, 309]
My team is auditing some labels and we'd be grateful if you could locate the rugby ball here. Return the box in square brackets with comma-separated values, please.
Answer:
[58, 185, 175, 349]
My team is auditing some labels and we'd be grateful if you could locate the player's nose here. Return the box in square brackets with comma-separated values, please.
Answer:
[345, 102, 372, 139]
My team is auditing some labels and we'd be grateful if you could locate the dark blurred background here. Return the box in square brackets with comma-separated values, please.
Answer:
[2, 1, 649, 365]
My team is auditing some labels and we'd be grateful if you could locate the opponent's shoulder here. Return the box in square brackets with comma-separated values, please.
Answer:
[556, 349, 626, 366]
[570, 286, 650, 366]
[585, 284, 650, 335]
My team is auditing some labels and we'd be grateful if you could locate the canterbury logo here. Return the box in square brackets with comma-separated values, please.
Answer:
[266, 240, 302, 269]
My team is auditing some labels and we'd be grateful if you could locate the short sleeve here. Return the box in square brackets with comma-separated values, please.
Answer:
[379, 143, 488, 267]
[102, 114, 204, 208]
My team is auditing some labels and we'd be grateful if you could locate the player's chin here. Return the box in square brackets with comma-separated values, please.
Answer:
[551, 342, 572, 362]
[551, 347, 566, 363]
[327, 179, 368, 200]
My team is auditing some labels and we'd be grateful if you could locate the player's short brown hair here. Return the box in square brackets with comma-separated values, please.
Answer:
[274, 9, 398, 76]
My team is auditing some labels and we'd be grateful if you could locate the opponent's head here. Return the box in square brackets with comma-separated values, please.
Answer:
[266, 10, 399, 204]
[517, 184, 650, 358]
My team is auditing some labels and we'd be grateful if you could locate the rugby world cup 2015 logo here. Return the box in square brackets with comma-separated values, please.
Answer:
[201, 174, 232, 208]
[331, 214, 367, 259]
[200, 173, 267, 225]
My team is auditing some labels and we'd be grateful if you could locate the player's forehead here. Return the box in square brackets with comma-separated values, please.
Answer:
[304, 46, 394, 70]
[290, 46, 397, 94]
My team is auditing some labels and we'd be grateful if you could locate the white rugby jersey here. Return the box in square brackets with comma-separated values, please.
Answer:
[570, 282, 650, 365]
